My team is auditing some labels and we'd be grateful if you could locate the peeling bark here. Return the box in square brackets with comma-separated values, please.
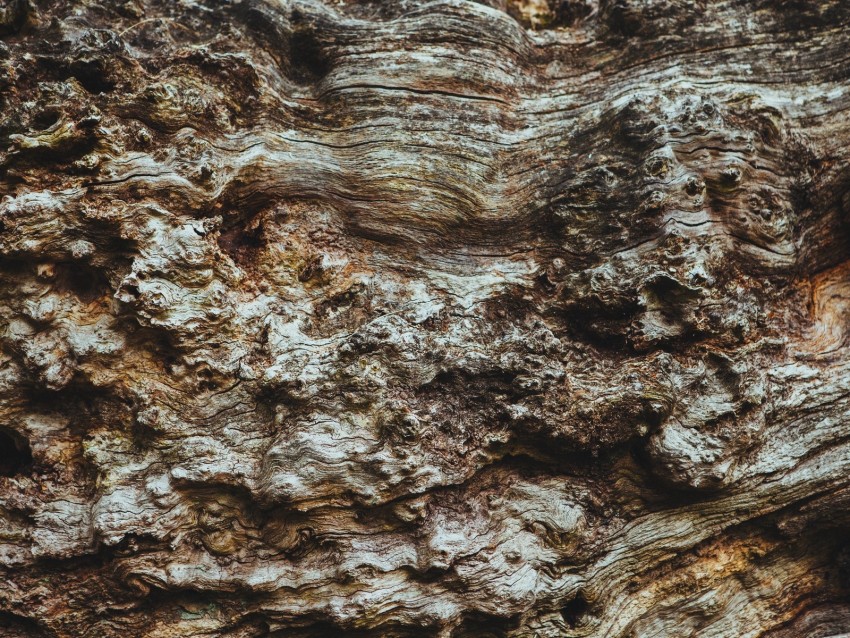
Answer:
[1, 0, 850, 636]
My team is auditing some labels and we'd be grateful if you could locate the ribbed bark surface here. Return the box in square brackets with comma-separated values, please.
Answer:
[1, 0, 850, 636]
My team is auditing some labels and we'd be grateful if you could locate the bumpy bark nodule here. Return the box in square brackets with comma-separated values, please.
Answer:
[1, 0, 850, 636]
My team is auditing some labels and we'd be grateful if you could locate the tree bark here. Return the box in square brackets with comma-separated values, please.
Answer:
[1, 0, 850, 636]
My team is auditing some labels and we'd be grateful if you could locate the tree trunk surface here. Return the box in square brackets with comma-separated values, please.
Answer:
[1, 0, 850, 636]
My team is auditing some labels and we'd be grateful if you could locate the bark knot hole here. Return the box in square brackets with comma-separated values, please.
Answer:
[560, 591, 590, 629]
[0, 427, 32, 477]
[289, 26, 330, 83]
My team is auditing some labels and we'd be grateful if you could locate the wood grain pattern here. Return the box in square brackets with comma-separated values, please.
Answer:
[1, 0, 850, 636]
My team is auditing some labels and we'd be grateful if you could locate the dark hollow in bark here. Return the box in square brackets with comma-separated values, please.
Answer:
[0, 427, 31, 477]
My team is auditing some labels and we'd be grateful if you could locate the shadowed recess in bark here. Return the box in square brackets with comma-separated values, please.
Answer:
[0, 428, 31, 477]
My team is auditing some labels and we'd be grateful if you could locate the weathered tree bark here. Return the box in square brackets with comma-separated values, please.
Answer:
[1, 0, 850, 636]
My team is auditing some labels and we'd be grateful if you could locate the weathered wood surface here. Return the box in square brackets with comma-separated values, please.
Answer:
[1, 0, 850, 636]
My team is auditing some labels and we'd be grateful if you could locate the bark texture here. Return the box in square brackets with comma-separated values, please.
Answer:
[1, 0, 850, 636]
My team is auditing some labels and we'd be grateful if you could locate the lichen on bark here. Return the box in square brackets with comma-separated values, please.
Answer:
[1, 0, 850, 636]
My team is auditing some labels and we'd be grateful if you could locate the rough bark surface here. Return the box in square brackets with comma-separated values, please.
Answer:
[1, 0, 850, 636]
